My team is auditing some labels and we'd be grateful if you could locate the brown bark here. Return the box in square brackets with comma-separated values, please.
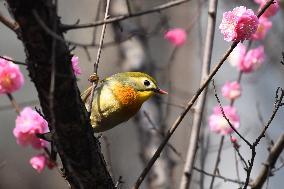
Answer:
[6, 0, 114, 188]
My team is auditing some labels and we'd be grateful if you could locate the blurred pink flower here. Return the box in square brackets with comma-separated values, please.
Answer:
[255, 0, 279, 18]
[219, 6, 259, 41]
[30, 154, 47, 173]
[221, 81, 241, 100]
[13, 107, 48, 149]
[240, 45, 265, 73]
[164, 28, 187, 47]
[0, 56, 24, 94]
[208, 106, 240, 135]
[251, 17, 272, 40]
[229, 43, 246, 67]
[229, 44, 265, 73]
[71, 56, 82, 76]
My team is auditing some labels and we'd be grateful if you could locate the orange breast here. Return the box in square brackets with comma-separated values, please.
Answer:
[113, 83, 142, 111]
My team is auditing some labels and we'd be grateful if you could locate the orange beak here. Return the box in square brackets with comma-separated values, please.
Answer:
[157, 88, 168, 95]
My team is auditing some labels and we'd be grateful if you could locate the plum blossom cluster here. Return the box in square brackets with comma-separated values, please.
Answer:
[209, 1, 278, 139]
[164, 28, 187, 47]
[13, 107, 54, 172]
[0, 56, 24, 94]
[219, 1, 279, 42]
[219, 6, 259, 41]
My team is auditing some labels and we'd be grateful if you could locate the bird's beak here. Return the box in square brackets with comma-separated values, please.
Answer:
[157, 88, 168, 95]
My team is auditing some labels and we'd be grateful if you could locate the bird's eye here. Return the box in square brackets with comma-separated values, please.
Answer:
[144, 80, 151, 87]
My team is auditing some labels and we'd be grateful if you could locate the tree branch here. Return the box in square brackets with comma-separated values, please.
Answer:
[5, 0, 114, 188]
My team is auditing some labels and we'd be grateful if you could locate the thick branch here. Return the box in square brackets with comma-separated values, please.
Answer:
[179, 0, 218, 188]
[6, 0, 114, 188]
[251, 132, 284, 189]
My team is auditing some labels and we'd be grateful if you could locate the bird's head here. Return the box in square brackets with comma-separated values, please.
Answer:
[107, 72, 167, 103]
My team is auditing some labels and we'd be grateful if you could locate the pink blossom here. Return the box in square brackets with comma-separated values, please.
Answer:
[229, 44, 265, 73]
[255, 0, 279, 18]
[208, 106, 240, 135]
[221, 81, 241, 100]
[251, 17, 272, 40]
[219, 6, 259, 41]
[164, 28, 187, 47]
[30, 154, 47, 173]
[0, 56, 24, 94]
[13, 107, 49, 149]
[71, 56, 82, 76]
[229, 43, 246, 67]
[240, 45, 265, 73]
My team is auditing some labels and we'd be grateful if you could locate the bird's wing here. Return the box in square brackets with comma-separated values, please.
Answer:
[81, 85, 93, 103]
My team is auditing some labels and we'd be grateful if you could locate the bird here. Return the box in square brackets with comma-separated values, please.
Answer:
[81, 72, 167, 132]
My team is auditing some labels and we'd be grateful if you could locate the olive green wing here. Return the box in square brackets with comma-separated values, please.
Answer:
[80, 80, 106, 105]
[81, 85, 93, 104]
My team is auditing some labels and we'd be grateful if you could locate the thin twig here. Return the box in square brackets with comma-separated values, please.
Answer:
[88, 0, 111, 113]
[209, 136, 224, 189]
[212, 80, 252, 147]
[61, 0, 191, 31]
[143, 111, 184, 161]
[0, 100, 39, 112]
[193, 167, 247, 186]
[0, 55, 27, 66]
[6, 93, 20, 114]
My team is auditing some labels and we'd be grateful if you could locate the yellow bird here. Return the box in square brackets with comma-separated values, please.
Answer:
[81, 72, 167, 132]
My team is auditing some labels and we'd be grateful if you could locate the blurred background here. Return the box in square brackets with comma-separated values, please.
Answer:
[0, 0, 284, 188]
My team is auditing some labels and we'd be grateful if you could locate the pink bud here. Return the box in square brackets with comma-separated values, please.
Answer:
[230, 136, 240, 148]
[164, 28, 187, 47]
[30, 154, 47, 173]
